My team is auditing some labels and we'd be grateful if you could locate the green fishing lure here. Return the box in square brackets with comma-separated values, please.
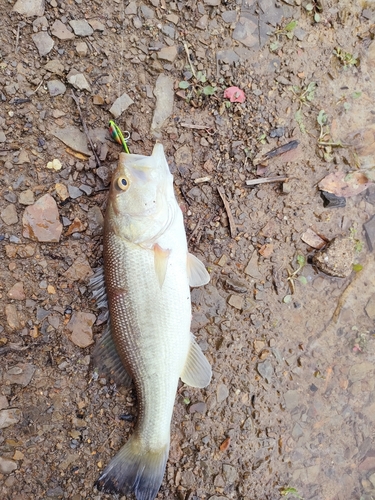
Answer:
[108, 120, 130, 154]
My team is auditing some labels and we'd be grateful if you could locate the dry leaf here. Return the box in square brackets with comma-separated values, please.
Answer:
[219, 437, 231, 451]
[318, 171, 371, 198]
[66, 147, 89, 160]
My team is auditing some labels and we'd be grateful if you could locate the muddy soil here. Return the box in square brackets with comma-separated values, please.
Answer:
[1, 1, 375, 499]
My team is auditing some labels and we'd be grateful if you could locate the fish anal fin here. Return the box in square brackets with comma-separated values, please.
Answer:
[153, 243, 171, 288]
[187, 253, 210, 287]
[93, 318, 132, 387]
[180, 336, 212, 388]
[95, 434, 169, 499]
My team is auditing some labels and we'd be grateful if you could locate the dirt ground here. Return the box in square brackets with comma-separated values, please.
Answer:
[1, 0, 375, 499]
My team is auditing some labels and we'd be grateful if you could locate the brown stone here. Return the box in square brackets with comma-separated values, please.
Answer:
[8, 282, 26, 300]
[22, 194, 62, 242]
[64, 255, 93, 281]
[67, 312, 96, 348]
[5, 304, 21, 330]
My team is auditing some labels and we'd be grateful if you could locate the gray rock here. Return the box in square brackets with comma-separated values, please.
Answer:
[313, 236, 355, 278]
[51, 19, 75, 40]
[19, 190, 35, 206]
[69, 19, 94, 37]
[0, 130, 6, 142]
[13, 0, 45, 17]
[68, 185, 83, 199]
[140, 4, 154, 19]
[44, 59, 65, 76]
[4, 191, 17, 203]
[204, 0, 220, 5]
[228, 294, 244, 310]
[348, 362, 374, 383]
[364, 214, 375, 251]
[244, 251, 262, 279]
[0, 456, 17, 474]
[284, 389, 300, 410]
[0, 396, 8, 410]
[222, 464, 237, 483]
[233, 17, 258, 48]
[189, 402, 207, 414]
[222, 11, 237, 23]
[46, 486, 64, 498]
[79, 184, 92, 196]
[217, 49, 240, 65]
[125, 1, 138, 15]
[0, 408, 22, 429]
[88, 205, 104, 230]
[32, 32, 54, 57]
[76, 41, 88, 56]
[158, 46, 178, 62]
[67, 71, 91, 91]
[96, 166, 111, 186]
[52, 126, 91, 155]
[47, 79, 66, 97]
[217, 383, 229, 403]
[257, 359, 274, 383]
[4, 364, 36, 386]
[197, 15, 209, 30]
[174, 144, 192, 166]
[109, 92, 134, 119]
[0, 204, 18, 225]
[365, 293, 375, 320]
[151, 74, 174, 132]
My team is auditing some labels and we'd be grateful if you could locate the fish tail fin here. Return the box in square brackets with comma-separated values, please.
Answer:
[95, 434, 169, 500]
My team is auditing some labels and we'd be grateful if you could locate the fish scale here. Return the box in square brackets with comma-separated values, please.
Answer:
[104, 232, 190, 446]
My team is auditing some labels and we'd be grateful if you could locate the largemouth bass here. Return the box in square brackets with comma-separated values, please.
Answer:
[91, 143, 212, 500]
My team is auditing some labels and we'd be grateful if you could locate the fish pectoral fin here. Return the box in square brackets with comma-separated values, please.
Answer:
[180, 336, 212, 388]
[95, 434, 169, 499]
[93, 318, 132, 387]
[187, 253, 210, 287]
[153, 243, 171, 288]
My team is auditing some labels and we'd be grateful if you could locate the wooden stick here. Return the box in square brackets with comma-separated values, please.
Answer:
[70, 91, 101, 168]
[183, 42, 197, 78]
[180, 123, 211, 130]
[217, 186, 237, 238]
[245, 176, 288, 186]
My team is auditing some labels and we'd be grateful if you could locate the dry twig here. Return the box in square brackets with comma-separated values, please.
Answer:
[245, 176, 288, 186]
[217, 186, 237, 238]
[70, 91, 101, 168]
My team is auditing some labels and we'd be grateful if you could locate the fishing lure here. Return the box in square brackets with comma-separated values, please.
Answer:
[108, 120, 130, 154]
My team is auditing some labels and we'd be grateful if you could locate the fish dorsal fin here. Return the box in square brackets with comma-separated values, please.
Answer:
[93, 318, 132, 387]
[153, 243, 171, 288]
[187, 253, 210, 287]
[180, 336, 212, 388]
[90, 266, 108, 310]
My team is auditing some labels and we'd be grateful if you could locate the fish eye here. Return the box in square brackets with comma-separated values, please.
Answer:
[117, 176, 129, 191]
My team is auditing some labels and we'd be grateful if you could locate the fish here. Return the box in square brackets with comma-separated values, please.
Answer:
[90, 143, 212, 500]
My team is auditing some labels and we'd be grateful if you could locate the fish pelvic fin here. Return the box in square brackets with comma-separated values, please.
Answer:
[93, 318, 132, 387]
[180, 336, 212, 388]
[95, 434, 169, 500]
[187, 253, 210, 287]
[153, 243, 171, 288]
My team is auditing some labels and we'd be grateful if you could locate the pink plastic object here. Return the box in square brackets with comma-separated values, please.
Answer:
[223, 86, 246, 103]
